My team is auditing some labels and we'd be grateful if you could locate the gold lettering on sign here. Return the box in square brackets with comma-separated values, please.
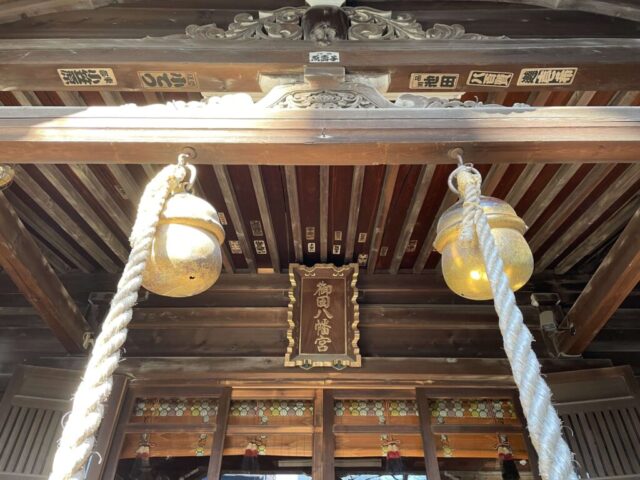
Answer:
[286, 263, 360, 369]
[313, 281, 333, 352]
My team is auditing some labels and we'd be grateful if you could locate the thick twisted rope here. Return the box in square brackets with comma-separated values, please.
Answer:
[49, 163, 188, 480]
[453, 166, 577, 480]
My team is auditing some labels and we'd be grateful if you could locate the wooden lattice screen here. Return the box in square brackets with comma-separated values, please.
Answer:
[0, 366, 126, 480]
[548, 366, 640, 480]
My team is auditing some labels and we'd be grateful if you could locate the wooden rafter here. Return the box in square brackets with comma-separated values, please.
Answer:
[213, 165, 257, 273]
[367, 165, 399, 274]
[559, 206, 640, 355]
[389, 164, 434, 274]
[344, 166, 364, 263]
[249, 165, 280, 272]
[0, 192, 88, 352]
[2, 107, 639, 166]
[535, 164, 640, 272]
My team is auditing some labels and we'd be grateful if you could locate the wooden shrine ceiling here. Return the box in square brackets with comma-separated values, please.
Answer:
[0, 0, 639, 394]
[0, 128, 637, 276]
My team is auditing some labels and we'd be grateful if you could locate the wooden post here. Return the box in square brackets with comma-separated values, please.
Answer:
[0, 191, 88, 352]
[416, 389, 441, 480]
[559, 206, 640, 354]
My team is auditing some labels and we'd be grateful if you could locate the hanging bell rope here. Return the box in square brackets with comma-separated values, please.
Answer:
[49, 158, 192, 480]
[445, 154, 577, 480]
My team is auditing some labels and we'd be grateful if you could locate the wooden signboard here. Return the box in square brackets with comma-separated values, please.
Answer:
[285, 263, 361, 369]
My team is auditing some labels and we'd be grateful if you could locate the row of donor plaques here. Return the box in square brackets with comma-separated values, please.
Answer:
[285, 263, 361, 369]
[57, 67, 577, 90]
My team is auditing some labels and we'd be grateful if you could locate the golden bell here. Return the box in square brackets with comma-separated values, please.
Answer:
[434, 195, 533, 301]
[142, 192, 225, 298]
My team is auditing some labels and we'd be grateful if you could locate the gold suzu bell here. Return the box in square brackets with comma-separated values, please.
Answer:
[434, 172, 533, 301]
[142, 192, 225, 298]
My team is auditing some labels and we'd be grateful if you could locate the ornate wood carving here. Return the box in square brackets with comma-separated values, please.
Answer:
[180, 6, 505, 43]
[285, 263, 361, 369]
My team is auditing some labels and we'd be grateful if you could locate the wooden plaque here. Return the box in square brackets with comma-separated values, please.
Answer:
[285, 263, 361, 369]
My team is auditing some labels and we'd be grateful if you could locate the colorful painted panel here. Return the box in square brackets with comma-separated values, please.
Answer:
[334, 400, 419, 427]
[429, 399, 518, 425]
[130, 397, 218, 426]
[228, 400, 313, 426]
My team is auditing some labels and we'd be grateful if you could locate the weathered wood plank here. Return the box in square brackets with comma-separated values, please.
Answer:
[249, 165, 280, 272]
[367, 165, 399, 274]
[2, 106, 640, 165]
[535, 164, 640, 272]
[389, 164, 435, 274]
[2, 38, 640, 91]
[0, 192, 88, 352]
[559, 206, 640, 355]
[32, 355, 614, 385]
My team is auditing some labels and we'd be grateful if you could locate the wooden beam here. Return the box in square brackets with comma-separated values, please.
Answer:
[413, 189, 456, 273]
[535, 164, 640, 272]
[344, 166, 364, 263]
[213, 165, 257, 272]
[555, 196, 640, 274]
[2, 38, 640, 92]
[249, 165, 281, 272]
[319, 166, 329, 263]
[559, 206, 640, 355]
[32, 355, 614, 385]
[0, 0, 109, 25]
[12, 165, 119, 272]
[0, 192, 88, 352]
[389, 164, 434, 274]
[521, 164, 580, 227]
[38, 164, 130, 262]
[3, 190, 94, 273]
[367, 165, 399, 274]
[1, 106, 640, 165]
[284, 166, 303, 262]
[528, 164, 616, 252]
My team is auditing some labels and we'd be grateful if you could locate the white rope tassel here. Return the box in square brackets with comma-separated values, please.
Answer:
[455, 167, 578, 480]
[49, 163, 188, 480]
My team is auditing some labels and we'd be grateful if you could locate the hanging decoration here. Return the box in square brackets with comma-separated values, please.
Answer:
[241, 439, 262, 472]
[49, 154, 226, 480]
[497, 435, 520, 480]
[129, 434, 155, 480]
[434, 155, 533, 300]
[433, 149, 577, 480]
[141, 160, 226, 297]
[382, 436, 403, 474]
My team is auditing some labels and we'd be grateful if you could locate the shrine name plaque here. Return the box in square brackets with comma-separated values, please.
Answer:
[285, 263, 361, 369]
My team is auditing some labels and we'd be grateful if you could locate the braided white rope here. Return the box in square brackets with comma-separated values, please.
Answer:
[454, 166, 577, 480]
[49, 164, 188, 480]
